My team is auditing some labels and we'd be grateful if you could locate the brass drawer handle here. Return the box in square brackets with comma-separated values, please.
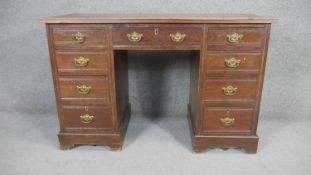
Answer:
[224, 57, 241, 68]
[170, 32, 186, 42]
[74, 56, 90, 67]
[80, 114, 94, 124]
[127, 32, 143, 42]
[222, 85, 237, 96]
[220, 116, 235, 126]
[226, 33, 243, 43]
[72, 32, 86, 43]
[76, 85, 91, 94]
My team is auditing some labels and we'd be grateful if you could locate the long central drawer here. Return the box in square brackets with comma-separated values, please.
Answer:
[112, 24, 203, 47]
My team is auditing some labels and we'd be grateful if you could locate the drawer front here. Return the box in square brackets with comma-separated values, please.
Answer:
[205, 53, 261, 78]
[112, 24, 203, 45]
[61, 105, 113, 130]
[52, 24, 108, 50]
[206, 25, 266, 51]
[59, 76, 110, 103]
[205, 53, 261, 70]
[204, 79, 258, 101]
[55, 52, 110, 75]
[203, 107, 253, 133]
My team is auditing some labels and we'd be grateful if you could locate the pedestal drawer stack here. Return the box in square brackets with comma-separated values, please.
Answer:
[47, 24, 121, 150]
[193, 24, 271, 153]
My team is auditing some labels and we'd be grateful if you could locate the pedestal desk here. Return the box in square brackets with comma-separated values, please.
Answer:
[40, 14, 276, 153]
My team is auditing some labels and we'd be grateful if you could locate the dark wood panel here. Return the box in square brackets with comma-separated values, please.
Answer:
[114, 50, 130, 128]
[188, 51, 200, 131]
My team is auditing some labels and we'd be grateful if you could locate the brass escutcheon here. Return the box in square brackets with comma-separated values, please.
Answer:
[226, 33, 243, 43]
[170, 32, 186, 42]
[224, 57, 241, 68]
[219, 116, 235, 126]
[76, 84, 91, 94]
[222, 85, 238, 96]
[127, 32, 143, 42]
[74, 56, 90, 67]
[80, 114, 94, 124]
[72, 32, 86, 43]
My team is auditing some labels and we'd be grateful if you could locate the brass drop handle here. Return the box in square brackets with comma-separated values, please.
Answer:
[224, 57, 241, 68]
[74, 56, 90, 67]
[72, 32, 86, 43]
[127, 32, 143, 42]
[80, 114, 94, 124]
[222, 85, 238, 96]
[226, 33, 243, 43]
[76, 85, 91, 94]
[220, 116, 235, 126]
[170, 32, 186, 42]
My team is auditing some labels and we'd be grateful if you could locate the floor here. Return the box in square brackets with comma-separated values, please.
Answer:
[1, 111, 311, 175]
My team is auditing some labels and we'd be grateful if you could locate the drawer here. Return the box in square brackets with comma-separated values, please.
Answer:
[205, 53, 261, 77]
[61, 105, 113, 130]
[52, 24, 108, 50]
[202, 107, 253, 134]
[55, 51, 110, 75]
[112, 24, 203, 46]
[59, 76, 110, 104]
[206, 25, 266, 51]
[203, 79, 258, 101]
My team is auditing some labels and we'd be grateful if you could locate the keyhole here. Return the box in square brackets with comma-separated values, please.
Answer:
[154, 28, 159, 35]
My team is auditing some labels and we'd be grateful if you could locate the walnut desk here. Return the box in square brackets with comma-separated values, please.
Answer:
[40, 14, 276, 153]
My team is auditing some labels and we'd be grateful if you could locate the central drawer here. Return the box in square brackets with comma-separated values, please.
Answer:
[112, 24, 203, 47]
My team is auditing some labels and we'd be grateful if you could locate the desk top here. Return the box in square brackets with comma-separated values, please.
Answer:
[39, 14, 277, 24]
